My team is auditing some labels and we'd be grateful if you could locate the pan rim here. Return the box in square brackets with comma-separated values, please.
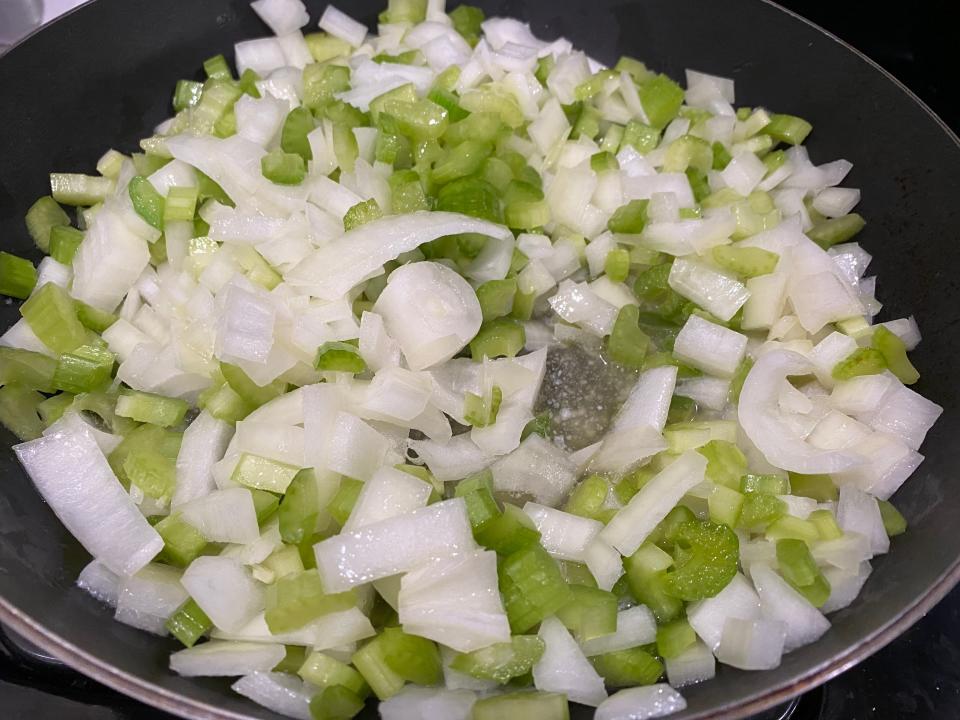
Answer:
[1, 0, 959, 718]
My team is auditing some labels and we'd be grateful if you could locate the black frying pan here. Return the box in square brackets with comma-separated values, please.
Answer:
[2, 1, 959, 718]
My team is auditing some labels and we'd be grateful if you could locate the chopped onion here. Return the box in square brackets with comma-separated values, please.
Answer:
[580, 605, 657, 656]
[835, 485, 889, 555]
[178, 487, 261, 544]
[181, 556, 265, 633]
[171, 640, 286, 677]
[821, 561, 873, 614]
[76, 560, 121, 607]
[380, 686, 478, 720]
[115, 563, 188, 635]
[523, 502, 603, 563]
[595, 685, 687, 720]
[343, 466, 432, 531]
[232, 672, 312, 720]
[665, 642, 716, 688]
[489, 434, 577, 506]
[673, 314, 747, 378]
[317, 4, 367, 47]
[408, 434, 493, 483]
[533, 616, 608, 707]
[750, 563, 830, 651]
[715, 617, 787, 670]
[687, 573, 762, 652]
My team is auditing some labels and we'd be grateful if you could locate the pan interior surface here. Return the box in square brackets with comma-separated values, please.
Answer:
[1, 1, 959, 718]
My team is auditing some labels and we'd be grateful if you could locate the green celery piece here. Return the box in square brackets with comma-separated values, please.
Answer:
[156, 514, 207, 567]
[115, 389, 188, 427]
[575, 69, 618, 101]
[449, 4, 485, 46]
[766, 515, 820, 543]
[521, 411, 552, 441]
[436, 176, 501, 222]
[73, 390, 137, 435]
[0, 348, 56, 393]
[638, 74, 684, 129]
[591, 647, 664, 687]
[263, 545, 305, 580]
[788, 472, 838, 502]
[309, 685, 365, 720]
[686, 166, 711, 203]
[563, 474, 610, 520]
[315, 341, 366, 373]
[128, 176, 165, 229]
[615, 56, 652, 83]
[712, 245, 779, 278]
[0, 385, 45, 441]
[343, 198, 383, 231]
[470, 318, 525, 361]
[708, 484, 745, 527]
[20, 281, 86, 353]
[198, 381, 254, 422]
[604, 247, 631, 282]
[661, 520, 739, 601]
[608, 199, 649, 234]
[383, 98, 449, 140]
[807, 213, 865, 249]
[763, 113, 813, 145]
[371, 84, 418, 121]
[232, 453, 300, 494]
[433, 65, 461, 93]
[454, 470, 501, 536]
[50, 173, 114, 207]
[499, 543, 573, 633]
[698, 439, 748, 489]
[251, 489, 280, 524]
[352, 636, 406, 700]
[302, 63, 351, 111]
[555, 585, 618, 641]
[220, 362, 287, 408]
[298, 651, 368, 695]
[572, 104, 601, 140]
[388, 171, 429, 213]
[795, 573, 832, 607]
[123, 449, 177, 500]
[52, 342, 115, 394]
[663, 135, 713, 173]
[737, 492, 787, 531]
[372, 49, 420, 65]
[809, 509, 843, 540]
[607, 304, 650, 369]
[459, 88, 523, 128]
[148, 234, 169, 266]
[505, 197, 550, 230]
[164, 185, 199, 223]
[648, 506, 698, 551]
[476, 502, 540, 554]
[328, 477, 364, 527]
[450, 636, 545, 683]
[396, 463, 442, 495]
[472, 691, 570, 720]
[379, 626, 442, 685]
[172, 79, 204, 112]
[265, 570, 357, 633]
[280, 469, 322, 544]
[304, 32, 352, 63]
[37, 392, 74, 428]
[382, 0, 426, 23]
[878, 499, 908, 537]
[740, 474, 789, 495]
[432, 140, 491, 185]
[49, 225, 84, 264]
[261, 149, 306, 185]
[427, 88, 469, 122]
[712, 141, 733, 170]
[281, 107, 315, 161]
[166, 598, 212, 647]
[202, 53, 231, 80]
[872, 325, 920, 384]
[0, 252, 37, 299]
[464, 385, 503, 428]
[667, 396, 696, 424]
[624, 544, 682, 622]
[476, 278, 517, 322]
[559, 561, 599, 588]
[273, 645, 308, 675]
[25, 196, 70, 252]
[656, 619, 697, 659]
[832, 347, 887, 380]
[776, 538, 831, 606]
[729, 356, 754, 404]
[600, 124, 625, 153]
[622, 120, 660, 154]
[591, 151, 619, 173]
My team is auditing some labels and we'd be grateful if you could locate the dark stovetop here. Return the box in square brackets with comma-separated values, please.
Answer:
[2, 1, 958, 719]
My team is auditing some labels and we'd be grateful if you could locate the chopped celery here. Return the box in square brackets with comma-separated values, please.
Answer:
[0, 385, 45, 440]
[280, 469, 322, 544]
[76, 301, 116, 333]
[499, 543, 573, 633]
[25, 196, 70, 252]
[379, 626, 442, 685]
[832, 347, 887, 380]
[470, 318, 525, 360]
[433, 140, 491, 185]
[389, 171, 429, 213]
[872, 325, 920, 385]
[281, 107, 315, 161]
[555, 585, 618, 641]
[763, 113, 813, 145]
[473, 691, 569, 720]
[304, 32, 352, 63]
[123, 448, 177, 500]
[50, 173, 114, 206]
[166, 598, 212, 648]
[128, 176, 165, 229]
[20, 281, 86, 353]
[36, 393, 73, 427]
[656, 619, 697, 659]
[309, 685, 365, 720]
[476, 278, 517, 322]
[661, 520, 739, 600]
[740, 474, 789, 495]
[712, 141, 733, 170]
[768, 514, 819, 543]
[607, 304, 650, 369]
[571, 104, 602, 141]
[328, 477, 364, 527]
[455, 471, 501, 534]
[591, 647, 664, 687]
[624, 544, 682, 622]
[698, 440, 748, 489]
[667, 396, 696, 424]
[232, 453, 300, 494]
[608, 199, 649, 234]
[315, 341, 367, 374]
[449, 4, 485, 45]
[664, 135, 713, 173]
[729, 356, 754, 404]
[427, 88, 469, 123]
[450, 636, 545, 683]
[220, 362, 286, 408]
[639, 75, 684, 129]
[809, 509, 844, 540]
[252, 489, 280, 524]
[272, 645, 307, 675]
[604, 247, 631, 282]
[445, 112, 503, 147]
[648, 506, 698, 550]
[49, 225, 84, 264]
[343, 199, 383, 231]
[788, 473, 838, 502]
[302, 64, 351, 110]
[521, 411, 553, 441]
[776, 538, 831, 606]
[878, 499, 908, 537]
[155, 514, 207, 567]
[477, 502, 540, 554]
[623, 120, 660, 154]
[708, 484, 744, 527]
[563, 474, 610, 520]
[737, 492, 787, 532]
[52, 342, 115, 394]
[0, 252, 37, 299]
[115, 389, 188, 427]
[591, 151, 619, 173]
[807, 213, 865, 249]
[616, 56, 653, 83]
[261, 150, 306, 185]
[436, 176, 501, 222]
[265, 570, 357, 633]
[712, 245, 779, 278]
[352, 635, 407, 700]
[263, 545, 305, 580]
[464, 385, 502, 428]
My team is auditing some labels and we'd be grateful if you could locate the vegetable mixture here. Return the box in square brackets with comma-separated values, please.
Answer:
[0, 0, 943, 718]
